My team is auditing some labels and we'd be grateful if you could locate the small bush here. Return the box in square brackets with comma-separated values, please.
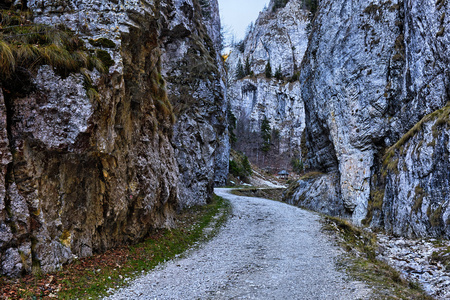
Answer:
[274, 64, 283, 80]
[265, 60, 272, 78]
[289, 72, 300, 82]
[290, 158, 303, 174]
[229, 153, 252, 180]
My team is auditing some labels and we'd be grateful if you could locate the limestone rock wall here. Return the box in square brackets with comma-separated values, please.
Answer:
[226, 0, 308, 170]
[228, 78, 305, 164]
[286, 0, 450, 237]
[372, 108, 450, 238]
[0, 0, 227, 277]
[160, 0, 228, 206]
[227, 0, 310, 78]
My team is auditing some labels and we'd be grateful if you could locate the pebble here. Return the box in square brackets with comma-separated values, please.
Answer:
[105, 188, 373, 299]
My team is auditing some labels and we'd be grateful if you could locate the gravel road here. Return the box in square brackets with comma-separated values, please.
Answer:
[106, 188, 372, 299]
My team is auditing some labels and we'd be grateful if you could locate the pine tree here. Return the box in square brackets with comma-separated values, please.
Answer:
[274, 65, 283, 80]
[273, 0, 289, 11]
[265, 60, 272, 78]
[244, 57, 251, 76]
[227, 106, 237, 144]
[235, 58, 245, 79]
[260, 117, 271, 153]
[242, 155, 252, 177]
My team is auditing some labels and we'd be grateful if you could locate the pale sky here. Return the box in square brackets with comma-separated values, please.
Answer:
[218, 0, 270, 44]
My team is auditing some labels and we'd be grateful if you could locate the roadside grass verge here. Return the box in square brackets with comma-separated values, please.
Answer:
[322, 216, 434, 300]
[231, 188, 285, 201]
[0, 195, 230, 300]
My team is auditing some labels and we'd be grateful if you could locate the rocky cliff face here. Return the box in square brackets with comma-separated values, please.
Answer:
[226, 0, 308, 170]
[160, 0, 228, 206]
[287, 0, 450, 238]
[0, 0, 227, 277]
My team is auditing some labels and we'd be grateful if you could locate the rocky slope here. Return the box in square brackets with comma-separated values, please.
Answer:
[286, 0, 450, 238]
[0, 0, 227, 277]
[226, 0, 308, 170]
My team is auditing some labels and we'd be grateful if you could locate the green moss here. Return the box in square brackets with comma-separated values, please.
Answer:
[300, 130, 308, 162]
[362, 184, 385, 226]
[81, 69, 100, 102]
[428, 204, 444, 227]
[31, 259, 42, 277]
[88, 38, 116, 48]
[300, 171, 324, 180]
[284, 180, 300, 200]
[385, 157, 399, 174]
[371, 189, 385, 210]
[412, 185, 425, 214]
[95, 49, 114, 70]
[430, 246, 450, 271]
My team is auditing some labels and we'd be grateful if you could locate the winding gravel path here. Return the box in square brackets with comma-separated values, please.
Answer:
[106, 188, 372, 299]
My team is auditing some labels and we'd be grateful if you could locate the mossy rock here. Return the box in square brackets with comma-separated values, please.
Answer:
[89, 38, 116, 48]
[96, 49, 114, 70]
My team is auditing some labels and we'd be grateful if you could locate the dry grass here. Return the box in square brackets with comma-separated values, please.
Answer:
[0, 9, 106, 87]
[383, 105, 450, 164]
[231, 188, 285, 201]
[323, 216, 434, 299]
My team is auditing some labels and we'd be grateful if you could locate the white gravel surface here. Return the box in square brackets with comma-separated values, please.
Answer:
[105, 188, 372, 299]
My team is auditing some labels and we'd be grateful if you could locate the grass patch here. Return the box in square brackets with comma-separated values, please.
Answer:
[284, 180, 301, 201]
[412, 185, 425, 214]
[0, 9, 107, 82]
[231, 188, 285, 201]
[431, 246, 450, 271]
[300, 171, 324, 180]
[0, 195, 230, 299]
[383, 104, 450, 163]
[322, 216, 433, 299]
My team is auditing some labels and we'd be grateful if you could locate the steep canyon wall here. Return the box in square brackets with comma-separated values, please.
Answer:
[226, 0, 308, 171]
[0, 0, 227, 277]
[286, 0, 450, 238]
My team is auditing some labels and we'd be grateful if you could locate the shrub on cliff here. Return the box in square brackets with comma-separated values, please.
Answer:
[229, 150, 253, 181]
[290, 158, 304, 174]
[274, 65, 283, 80]
[272, 0, 289, 11]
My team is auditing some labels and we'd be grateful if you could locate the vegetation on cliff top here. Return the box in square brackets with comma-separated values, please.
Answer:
[0, 9, 106, 82]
